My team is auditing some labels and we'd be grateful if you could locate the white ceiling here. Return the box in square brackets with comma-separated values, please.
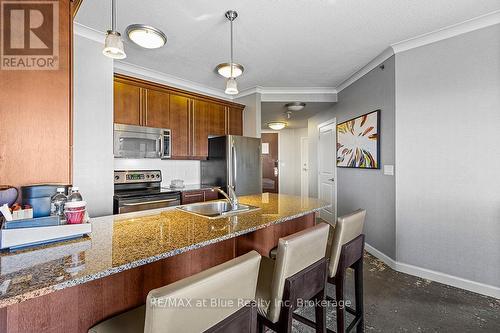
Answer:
[76, 0, 500, 93]
[261, 102, 334, 129]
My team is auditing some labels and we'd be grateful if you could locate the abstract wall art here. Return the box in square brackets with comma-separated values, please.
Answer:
[337, 110, 380, 169]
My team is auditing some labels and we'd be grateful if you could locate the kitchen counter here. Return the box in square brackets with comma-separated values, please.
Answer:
[162, 184, 217, 192]
[0, 193, 328, 308]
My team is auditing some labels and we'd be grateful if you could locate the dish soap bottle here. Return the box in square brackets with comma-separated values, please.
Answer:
[50, 188, 67, 219]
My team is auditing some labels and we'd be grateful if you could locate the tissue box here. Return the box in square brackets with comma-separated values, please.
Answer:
[12, 208, 33, 220]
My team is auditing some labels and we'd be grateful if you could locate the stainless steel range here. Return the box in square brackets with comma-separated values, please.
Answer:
[113, 170, 181, 214]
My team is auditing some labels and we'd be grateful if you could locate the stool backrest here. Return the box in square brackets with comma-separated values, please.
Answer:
[328, 209, 366, 277]
[268, 223, 330, 323]
[144, 250, 261, 333]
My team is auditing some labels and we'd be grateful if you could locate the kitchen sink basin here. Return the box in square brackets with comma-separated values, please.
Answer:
[177, 201, 260, 219]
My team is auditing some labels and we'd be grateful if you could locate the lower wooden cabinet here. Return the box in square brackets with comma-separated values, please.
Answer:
[181, 189, 219, 205]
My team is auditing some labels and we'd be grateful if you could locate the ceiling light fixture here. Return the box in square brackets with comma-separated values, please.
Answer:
[219, 10, 242, 95]
[285, 102, 306, 112]
[126, 24, 167, 49]
[268, 122, 287, 131]
[103, 0, 126, 59]
[216, 63, 244, 78]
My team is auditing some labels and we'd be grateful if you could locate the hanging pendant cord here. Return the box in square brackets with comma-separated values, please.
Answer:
[230, 18, 234, 78]
[112, 0, 116, 31]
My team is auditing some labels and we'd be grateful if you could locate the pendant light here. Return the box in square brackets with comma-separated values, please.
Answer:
[220, 10, 241, 95]
[103, 0, 126, 59]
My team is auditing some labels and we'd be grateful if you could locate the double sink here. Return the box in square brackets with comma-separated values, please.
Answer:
[177, 201, 259, 219]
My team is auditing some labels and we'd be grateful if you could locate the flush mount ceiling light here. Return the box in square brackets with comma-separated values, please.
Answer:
[268, 122, 287, 130]
[216, 62, 244, 78]
[103, 0, 126, 59]
[285, 102, 306, 112]
[217, 10, 242, 95]
[126, 24, 167, 49]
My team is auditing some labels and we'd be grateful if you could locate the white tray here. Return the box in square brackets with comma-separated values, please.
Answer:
[0, 222, 92, 250]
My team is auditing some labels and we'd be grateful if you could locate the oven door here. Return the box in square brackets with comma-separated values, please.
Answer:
[117, 194, 181, 214]
[114, 124, 163, 159]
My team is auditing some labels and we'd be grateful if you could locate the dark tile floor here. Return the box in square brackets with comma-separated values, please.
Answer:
[268, 253, 500, 332]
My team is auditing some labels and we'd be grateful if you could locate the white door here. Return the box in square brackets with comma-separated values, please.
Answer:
[300, 137, 309, 197]
[318, 120, 336, 224]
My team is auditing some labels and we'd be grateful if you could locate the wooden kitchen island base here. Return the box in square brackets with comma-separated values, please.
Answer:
[0, 213, 315, 333]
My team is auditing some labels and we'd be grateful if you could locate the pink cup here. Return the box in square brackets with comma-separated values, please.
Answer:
[64, 201, 86, 224]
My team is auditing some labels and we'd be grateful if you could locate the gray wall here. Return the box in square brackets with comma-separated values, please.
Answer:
[333, 56, 396, 259]
[395, 24, 500, 287]
[73, 34, 114, 217]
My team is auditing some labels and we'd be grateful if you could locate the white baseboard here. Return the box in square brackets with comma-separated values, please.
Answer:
[364, 243, 500, 299]
[364, 243, 397, 269]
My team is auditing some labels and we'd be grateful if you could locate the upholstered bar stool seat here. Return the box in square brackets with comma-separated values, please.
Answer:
[256, 223, 330, 333]
[327, 209, 366, 333]
[89, 250, 262, 333]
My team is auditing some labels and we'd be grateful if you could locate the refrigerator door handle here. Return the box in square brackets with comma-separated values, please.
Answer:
[232, 144, 237, 191]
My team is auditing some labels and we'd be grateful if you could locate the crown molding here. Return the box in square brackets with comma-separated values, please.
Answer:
[392, 10, 500, 54]
[73, 22, 105, 44]
[114, 61, 230, 100]
[237, 86, 337, 102]
[335, 10, 500, 93]
[335, 47, 394, 93]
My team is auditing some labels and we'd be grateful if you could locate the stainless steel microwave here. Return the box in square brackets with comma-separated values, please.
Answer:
[113, 124, 171, 159]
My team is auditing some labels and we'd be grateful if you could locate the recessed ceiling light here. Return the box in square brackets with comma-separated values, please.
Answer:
[285, 102, 306, 112]
[268, 122, 287, 130]
[126, 24, 167, 49]
[216, 63, 244, 78]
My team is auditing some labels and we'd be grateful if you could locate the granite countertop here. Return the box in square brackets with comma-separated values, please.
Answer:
[0, 193, 329, 308]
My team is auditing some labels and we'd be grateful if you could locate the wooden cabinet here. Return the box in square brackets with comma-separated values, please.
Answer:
[114, 79, 171, 128]
[227, 107, 243, 135]
[169, 94, 191, 158]
[114, 80, 142, 126]
[181, 189, 219, 205]
[114, 74, 245, 159]
[144, 89, 170, 128]
[204, 189, 219, 201]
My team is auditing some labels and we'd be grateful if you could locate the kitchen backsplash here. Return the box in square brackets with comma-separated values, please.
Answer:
[113, 159, 201, 186]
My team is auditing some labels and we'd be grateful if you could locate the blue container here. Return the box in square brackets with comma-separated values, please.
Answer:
[21, 185, 69, 218]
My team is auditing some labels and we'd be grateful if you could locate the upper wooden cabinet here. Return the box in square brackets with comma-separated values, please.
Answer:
[227, 107, 243, 135]
[113, 74, 245, 159]
[114, 80, 142, 126]
[169, 94, 191, 158]
[145, 89, 170, 128]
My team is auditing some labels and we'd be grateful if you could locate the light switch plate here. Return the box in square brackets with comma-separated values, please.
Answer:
[384, 165, 394, 176]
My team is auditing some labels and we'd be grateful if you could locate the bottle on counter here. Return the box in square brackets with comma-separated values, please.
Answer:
[50, 188, 67, 219]
[67, 187, 83, 202]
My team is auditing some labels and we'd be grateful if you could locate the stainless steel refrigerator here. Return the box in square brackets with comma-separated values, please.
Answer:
[201, 135, 262, 196]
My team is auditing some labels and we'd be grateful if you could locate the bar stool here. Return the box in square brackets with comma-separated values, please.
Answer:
[88, 250, 262, 333]
[255, 223, 330, 333]
[326, 209, 366, 333]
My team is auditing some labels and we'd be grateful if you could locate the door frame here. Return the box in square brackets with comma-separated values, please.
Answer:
[261, 130, 281, 193]
[317, 118, 337, 223]
[300, 136, 309, 197]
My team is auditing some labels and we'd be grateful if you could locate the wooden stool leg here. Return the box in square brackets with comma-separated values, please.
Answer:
[257, 316, 265, 333]
[353, 259, 364, 333]
[335, 272, 346, 333]
[315, 289, 326, 333]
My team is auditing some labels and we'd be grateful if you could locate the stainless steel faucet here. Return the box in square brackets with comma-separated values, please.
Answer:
[212, 186, 239, 210]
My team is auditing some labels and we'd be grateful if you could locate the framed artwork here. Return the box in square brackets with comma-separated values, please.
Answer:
[337, 110, 380, 169]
